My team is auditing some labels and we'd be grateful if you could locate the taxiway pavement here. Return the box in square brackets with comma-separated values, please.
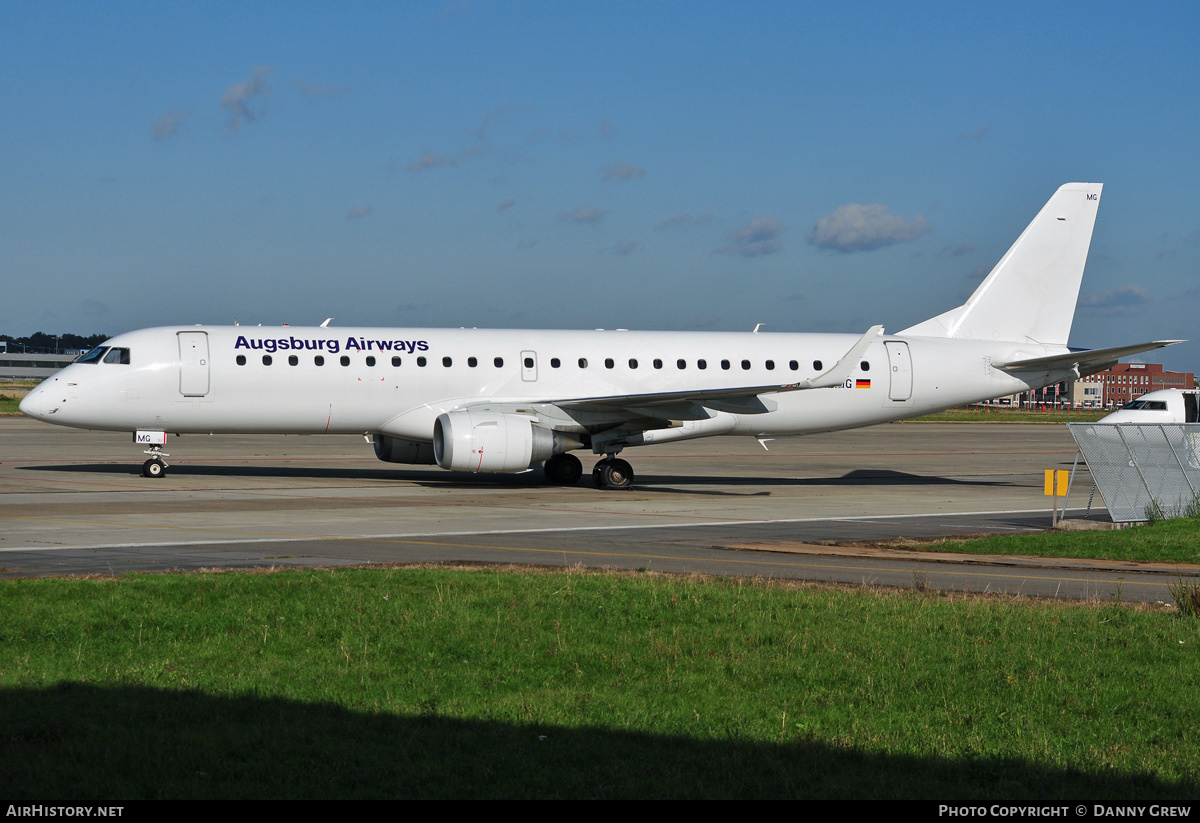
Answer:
[2, 417, 1193, 602]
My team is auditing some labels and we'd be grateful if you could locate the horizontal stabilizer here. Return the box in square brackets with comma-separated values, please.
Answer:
[997, 340, 1184, 376]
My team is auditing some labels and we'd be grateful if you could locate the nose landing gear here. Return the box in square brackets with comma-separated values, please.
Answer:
[142, 447, 169, 478]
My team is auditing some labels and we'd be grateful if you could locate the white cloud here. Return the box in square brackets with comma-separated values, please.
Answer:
[956, 123, 991, 141]
[220, 66, 271, 132]
[151, 110, 189, 140]
[602, 162, 645, 182]
[560, 205, 607, 225]
[407, 151, 457, 172]
[715, 217, 786, 257]
[807, 203, 932, 252]
[606, 240, 640, 255]
[939, 243, 975, 258]
[1079, 285, 1151, 316]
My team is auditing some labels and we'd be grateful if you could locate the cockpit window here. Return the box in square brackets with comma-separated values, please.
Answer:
[77, 346, 109, 364]
[103, 347, 131, 365]
[1121, 400, 1168, 411]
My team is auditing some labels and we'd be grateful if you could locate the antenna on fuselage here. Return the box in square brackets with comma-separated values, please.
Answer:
[752, 323, 764, 333]
[321, 318, 333, 328]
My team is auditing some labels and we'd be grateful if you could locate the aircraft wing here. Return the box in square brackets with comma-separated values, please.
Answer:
[996, 340, 1184, 376]
[548, 325, 885, 414]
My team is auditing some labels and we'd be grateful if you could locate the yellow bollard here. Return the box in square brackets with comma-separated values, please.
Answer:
[1044, 469, 1068, 526]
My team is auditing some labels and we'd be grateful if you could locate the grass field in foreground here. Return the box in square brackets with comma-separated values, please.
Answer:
[2, 566, 1198, 799]
[860, 516, 1200, 565]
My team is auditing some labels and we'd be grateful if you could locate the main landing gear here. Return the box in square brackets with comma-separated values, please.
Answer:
[592, 456, 634, 491]
[542, 453, 635, 490]
[543, 453, 583, 485]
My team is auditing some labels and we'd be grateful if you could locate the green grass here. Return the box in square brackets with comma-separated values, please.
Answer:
[870, 517, 1200, 565]
[2, 566, 1199, 799]
[0, 394, 22, 414]
[911, 407, 1108, 423]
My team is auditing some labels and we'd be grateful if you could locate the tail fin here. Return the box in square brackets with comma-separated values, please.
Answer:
[900, 182, 1102, 346]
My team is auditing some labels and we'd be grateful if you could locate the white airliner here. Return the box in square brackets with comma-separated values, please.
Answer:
[20, 183, 1180, 489]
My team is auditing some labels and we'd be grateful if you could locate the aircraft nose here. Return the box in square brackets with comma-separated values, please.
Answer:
[19, 389, 45, 420]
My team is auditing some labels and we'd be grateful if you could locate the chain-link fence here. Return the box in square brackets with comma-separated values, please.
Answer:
[1067, 423, 1200, 522]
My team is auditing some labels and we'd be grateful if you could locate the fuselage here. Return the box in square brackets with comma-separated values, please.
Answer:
[21, 324, 1068, 446]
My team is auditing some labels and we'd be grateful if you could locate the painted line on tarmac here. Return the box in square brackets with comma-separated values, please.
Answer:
[0, 506, 1087, 553]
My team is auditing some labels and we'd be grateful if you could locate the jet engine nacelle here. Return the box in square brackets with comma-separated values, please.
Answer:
[433, 410, 582, 473]
[373, 434, 437, 465]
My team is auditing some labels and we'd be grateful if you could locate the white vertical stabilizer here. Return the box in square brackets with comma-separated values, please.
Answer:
[900, 183, 1102, 346]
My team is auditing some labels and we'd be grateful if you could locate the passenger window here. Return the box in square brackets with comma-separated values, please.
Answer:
[860, 361, 870, 372]
[523, 357, 533, 368]
[578, 358, 588, 368]
[765, 360, 775, 370]
[741, 360, 750, 370]
[366, 356, 376, 367]
[340, 356, 350, 366]
[315, 355, 325, 366]
[721, 360, 730, 370]
[288, 355, 299, 366]
[653, 359, 663, 369]
[443, 357, 452, 367]
[813, 360, 823, 371]
[236, 355, 246, 366]
[789, 360, 798, 371]
[494, 357, 504, 368]
[677, 359, 686, 369]
[697, 359, 707, 370]
[605, 358, 615, 369]
[629, 359, 638, 369]
[550, 358, 560, 368]
[418, 357, 427, 367]
[391, 356, 401, 367]
[263, 355, 273, 366]
[468, 357, 477, 367]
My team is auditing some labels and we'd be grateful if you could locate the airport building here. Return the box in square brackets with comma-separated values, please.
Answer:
[1089, 362, 1195, 407]
[1013, 363, 1195, 409]
[0, 353, 82, 380]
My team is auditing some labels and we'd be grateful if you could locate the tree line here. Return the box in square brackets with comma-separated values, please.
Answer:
[1, 332, 109, 354]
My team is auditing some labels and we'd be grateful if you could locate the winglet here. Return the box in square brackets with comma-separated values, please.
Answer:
[794, 325, 884, 389]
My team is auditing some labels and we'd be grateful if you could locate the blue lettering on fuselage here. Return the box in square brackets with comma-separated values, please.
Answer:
[233, 335, 430, 355]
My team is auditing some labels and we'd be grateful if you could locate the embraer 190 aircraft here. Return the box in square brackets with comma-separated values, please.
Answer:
[20, 183, 1179, 489]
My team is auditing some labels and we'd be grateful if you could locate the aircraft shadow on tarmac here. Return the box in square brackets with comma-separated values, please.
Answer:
[21, 463, 1015, 493]
[1, 682, 1188, 800]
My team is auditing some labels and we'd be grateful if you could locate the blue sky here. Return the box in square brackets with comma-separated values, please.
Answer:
[2, 1, 1198, 370]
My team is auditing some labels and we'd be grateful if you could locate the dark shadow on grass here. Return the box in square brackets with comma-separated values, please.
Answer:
[1, 683, 1195, 800]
